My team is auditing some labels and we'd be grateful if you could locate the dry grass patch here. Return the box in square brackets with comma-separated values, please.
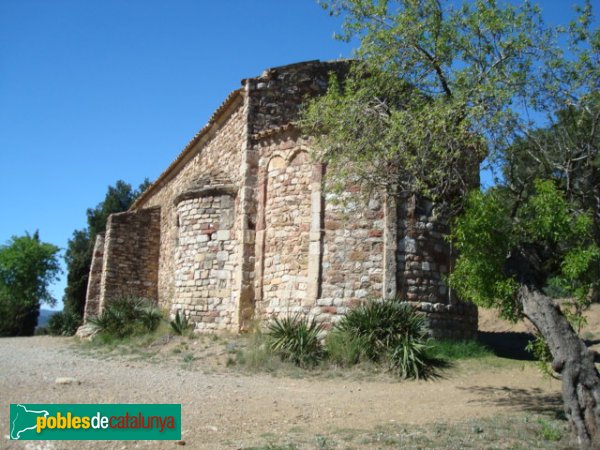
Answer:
[240, 413, 576, 449]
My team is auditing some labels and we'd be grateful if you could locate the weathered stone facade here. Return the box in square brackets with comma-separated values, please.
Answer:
[83, 60, 478, 338]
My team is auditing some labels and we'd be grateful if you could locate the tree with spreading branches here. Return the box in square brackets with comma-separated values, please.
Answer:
[56, 179, 150, 335]
[301, 0, 600, 446]
[0, 232, 61, 336]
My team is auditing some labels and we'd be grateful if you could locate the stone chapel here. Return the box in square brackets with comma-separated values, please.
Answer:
[82, 60, 478, 339]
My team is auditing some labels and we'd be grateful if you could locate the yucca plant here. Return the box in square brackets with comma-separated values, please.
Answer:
[389, 335, 430, 379]
[332, 298, 432, 378]
[335, 298, 428, 362]
[267, 314, 324, 368]
[170, 310, 191, 335]
[139, 306, 163, 332]
[88, 296, 162, 338]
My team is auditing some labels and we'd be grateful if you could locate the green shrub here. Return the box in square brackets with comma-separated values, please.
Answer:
[267, 315, 324, 367]
[336, 299, 428, 360]
[88, 296, 162, 339]
[333, 299, 431, 378]
[389, 335, 429, 378]
[324, 329, 369, 366]
[170, 310, 191, 335]
[48, 311, 82, 336]
[525, 333, 554, 376]
[140, 307, 162, 332]
[236, 302, 435, 377]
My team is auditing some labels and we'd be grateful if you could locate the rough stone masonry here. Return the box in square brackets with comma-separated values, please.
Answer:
[83, 60, 478, 339]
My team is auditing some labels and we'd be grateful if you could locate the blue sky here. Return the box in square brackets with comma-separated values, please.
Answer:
[0, 1, 587, 310]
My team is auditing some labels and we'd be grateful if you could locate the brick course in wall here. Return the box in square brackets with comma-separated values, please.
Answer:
[85, 60, 478, 339]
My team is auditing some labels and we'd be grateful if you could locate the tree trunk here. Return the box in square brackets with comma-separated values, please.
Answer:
[519, 285, 600, 448]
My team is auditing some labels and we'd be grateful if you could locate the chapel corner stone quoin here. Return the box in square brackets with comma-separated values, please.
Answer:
[83, 59, 478, 339]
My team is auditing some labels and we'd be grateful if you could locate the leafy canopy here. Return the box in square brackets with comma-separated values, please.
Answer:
[61, 179, 150, 326]
[503, 96, 600, 243]
[0, 232, 61, 307]
[0, 232, 61, 336]
[449, 180, 600, 321]
[303, 0, 556, 209]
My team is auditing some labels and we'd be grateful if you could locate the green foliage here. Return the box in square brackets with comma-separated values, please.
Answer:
[426, 339, 493, 361]
[47, 310, 82, 336]
[301, 65, 484, 211]
[538, 418, 563, 441]
[448, 189, 521, 320]
[62, 229, 92, 319]
[0, 232, 61, 336]
[335, 299, 429, 361]
[86, 180, 148, 237]
[332, 299, 432, 378]
[170, 310, 191, 336]
[302, 0, 563, 213]
[525, 333, 554, 377]
[324, 330, 369, 366]
[88, 296, 162, 339]
[503, 99, 600, 246]
[62, 179, 150, 327]
[388, 335, 430, 379]
[323, 0, 550, 103]
[450, 180, 600, 321]
[266, 315, 324, 368]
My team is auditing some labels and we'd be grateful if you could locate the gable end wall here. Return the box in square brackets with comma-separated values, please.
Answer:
[133, 97, 247, 311]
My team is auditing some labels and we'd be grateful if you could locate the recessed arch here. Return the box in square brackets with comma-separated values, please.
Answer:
[288, 149, 309, 166]
[261, 147, 313, 313]
[267, 155, 286, 172]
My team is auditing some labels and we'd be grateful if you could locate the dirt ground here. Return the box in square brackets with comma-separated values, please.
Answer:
[1, 304, 599, 450]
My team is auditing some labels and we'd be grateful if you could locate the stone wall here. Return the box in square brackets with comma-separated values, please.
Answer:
[87, 59, 477, 338]
[252, 130, 384, 330]
[246, 60, 351, 136]
[99, 207, 161, 309]
[253, 130, 312, 319]
[314, 189, 385, 328]
[398, 196, 449, 303]
[83, 233, 105, 321]
[260, 150, 312, 315]
[172, 190, 239, 330]
[397, 196, 477, 338]
[134, 95, 246, 311]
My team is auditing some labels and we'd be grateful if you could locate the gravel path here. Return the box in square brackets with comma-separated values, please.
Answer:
[0, 336, 561, 450]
